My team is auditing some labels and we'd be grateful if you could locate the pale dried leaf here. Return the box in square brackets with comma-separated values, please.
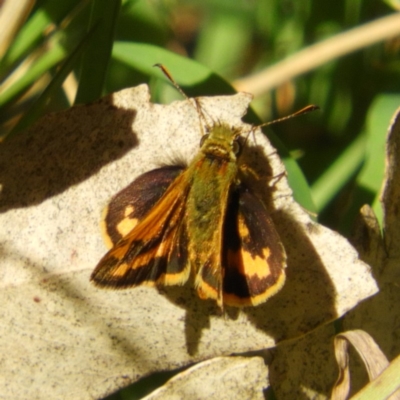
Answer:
[332, 330, 389, 400]
[143, 356, 268, 400]
[342, 286, 400, 395]
[381, 107, 400, 284]
[0, 85, 378, 399]
[351, 204, 385, 272]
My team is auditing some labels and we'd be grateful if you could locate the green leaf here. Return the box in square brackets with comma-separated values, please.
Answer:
[8, 27, 96, 137]
[75, 0, 122, 104]
[0, 0, 82, 77]
[311, 134, 366, 213]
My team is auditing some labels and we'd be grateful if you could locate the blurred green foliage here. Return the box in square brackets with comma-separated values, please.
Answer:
[1, 1, 400, 397]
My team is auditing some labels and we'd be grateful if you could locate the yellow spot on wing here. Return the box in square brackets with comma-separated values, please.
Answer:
[161, 270, 190, 286]
[223, 272, 286, 307]
[116, 216, 139, 237]
[238, 218, 250, 237]
[225, 247, 272, 277]
[113, 263, 130, 277]
[124, 205, 134, 217]
[196, 279, 219, 301]
[101, 205, 114, 249]
[242, 248, 272, 276]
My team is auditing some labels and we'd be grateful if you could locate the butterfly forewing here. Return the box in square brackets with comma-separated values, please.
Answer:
[102, 166, 183, 247]
[91, 169, 191, 288]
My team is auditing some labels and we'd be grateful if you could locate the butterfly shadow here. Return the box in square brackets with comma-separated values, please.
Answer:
[241, 211, 338, 342]
[158, 285, 223, 356]
[238, 142, 337, 343]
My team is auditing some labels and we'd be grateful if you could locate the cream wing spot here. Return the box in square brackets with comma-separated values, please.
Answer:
[116, 216, 139, 237]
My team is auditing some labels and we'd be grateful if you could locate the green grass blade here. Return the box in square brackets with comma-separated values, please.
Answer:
[0, 0, 81, 77]
[0, 40, 66, 108]
[75, 0, 122, 104]
[350, 353, 400, 400]
[8, 27, 96, 137]
[311, 134, 366, 213]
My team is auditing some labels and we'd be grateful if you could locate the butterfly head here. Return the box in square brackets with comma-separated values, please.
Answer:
[199, 122, 244, 161]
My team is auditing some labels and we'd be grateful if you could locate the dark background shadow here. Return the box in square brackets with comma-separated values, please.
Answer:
[0, 93, 138, 212]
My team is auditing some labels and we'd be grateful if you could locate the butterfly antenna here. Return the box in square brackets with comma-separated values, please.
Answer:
[258, 105, 319, 128]
[153, 63, 210, 135]
[153, 63, 191, 101]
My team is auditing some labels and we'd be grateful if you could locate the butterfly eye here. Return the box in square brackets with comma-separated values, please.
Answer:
[200, 134, 209, 147]
[232, 139, 241, 155]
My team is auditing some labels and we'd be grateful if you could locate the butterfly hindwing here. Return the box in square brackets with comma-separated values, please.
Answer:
[91, 168, 191, 289]
[222, 186, 287, 306]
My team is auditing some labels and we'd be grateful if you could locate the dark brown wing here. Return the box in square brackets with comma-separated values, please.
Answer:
[91, 167, 190, 289]
[102, 166, 183, 247]
[222, 186, 286, 306]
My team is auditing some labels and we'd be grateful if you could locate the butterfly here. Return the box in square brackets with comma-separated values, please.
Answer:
[91, 68, 288, 308]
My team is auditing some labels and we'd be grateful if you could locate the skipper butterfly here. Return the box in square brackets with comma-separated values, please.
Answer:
[90, 67, 297, 308]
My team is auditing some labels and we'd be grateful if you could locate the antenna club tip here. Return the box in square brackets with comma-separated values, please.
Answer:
[306, 105, 320, 112]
